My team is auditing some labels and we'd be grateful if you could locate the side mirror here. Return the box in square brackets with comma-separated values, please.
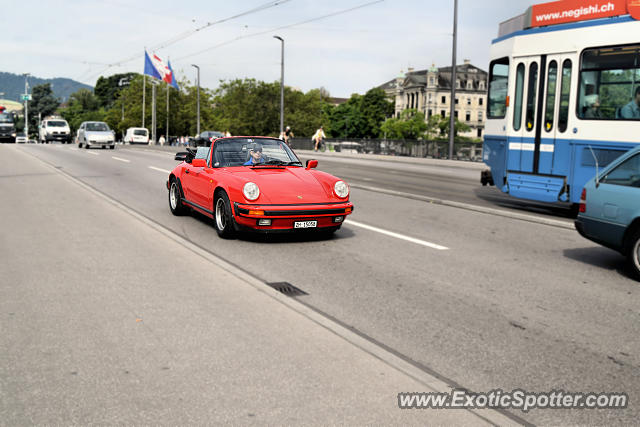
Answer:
[306, 159, 318, 170]
[192, 158, 207, 168]
[175, 152, 189, 162]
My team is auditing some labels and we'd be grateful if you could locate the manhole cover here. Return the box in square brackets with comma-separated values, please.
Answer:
[265, 282, 308, 297]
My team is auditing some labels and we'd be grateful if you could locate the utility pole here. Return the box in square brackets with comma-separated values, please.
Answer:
[448, 0, 458, 160]
[151, 79, 157, 145]
[23, 73, 30, 140]
[118, 77, 130, 143]
[274, 35, 284, 136]
[191, 64, 200, 136]
[142, 75, 146, 128]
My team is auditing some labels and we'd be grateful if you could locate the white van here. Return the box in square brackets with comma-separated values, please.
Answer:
[39, 118, 71, 144]
[124, 127, 149, 145]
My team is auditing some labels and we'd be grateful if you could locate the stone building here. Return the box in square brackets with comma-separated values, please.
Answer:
[379, 60, 488, 139]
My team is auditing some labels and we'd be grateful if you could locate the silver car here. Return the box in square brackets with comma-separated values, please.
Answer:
[77, 121, 115, 149]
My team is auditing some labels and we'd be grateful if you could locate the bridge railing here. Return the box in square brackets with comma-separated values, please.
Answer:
[288, 137, 484, 162]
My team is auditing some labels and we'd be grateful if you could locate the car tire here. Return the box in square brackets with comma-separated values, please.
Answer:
[110, 145, 115, 150]
[168, 179, 186, 216]
[214, 190, 236, 239]
[626, 227, 640, 280]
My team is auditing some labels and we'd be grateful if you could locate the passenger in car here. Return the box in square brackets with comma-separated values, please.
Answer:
[621, 86, 640, 119]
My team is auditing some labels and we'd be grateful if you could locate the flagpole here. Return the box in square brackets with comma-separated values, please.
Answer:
[166, 83, 169, 146]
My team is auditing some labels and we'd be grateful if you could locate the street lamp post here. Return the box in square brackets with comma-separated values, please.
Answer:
[273, 35, 284, 137]
[191, 64, 200, 136]
[448, 0, 458, 160]
[23, 73, 30, 140]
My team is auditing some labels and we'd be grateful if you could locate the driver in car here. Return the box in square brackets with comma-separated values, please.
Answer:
[243, 143, 265, 165]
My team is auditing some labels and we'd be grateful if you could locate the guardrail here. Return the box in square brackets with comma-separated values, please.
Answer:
[288, 137, 484, 162]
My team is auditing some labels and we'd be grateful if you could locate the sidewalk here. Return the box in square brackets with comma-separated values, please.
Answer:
[0, 145, 512, 424]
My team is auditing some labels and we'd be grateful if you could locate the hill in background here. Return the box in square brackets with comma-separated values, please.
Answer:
[0, 72, 92, 103]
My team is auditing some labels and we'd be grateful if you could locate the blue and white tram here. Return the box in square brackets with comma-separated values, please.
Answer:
[483, 3, 640, 205]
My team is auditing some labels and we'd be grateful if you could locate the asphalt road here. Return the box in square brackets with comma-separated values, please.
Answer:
[6, 143, 640, 425]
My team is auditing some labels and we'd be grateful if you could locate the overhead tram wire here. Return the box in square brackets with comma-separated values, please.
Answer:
[74, 0, 293, 83]
[175, 0, 385, 62]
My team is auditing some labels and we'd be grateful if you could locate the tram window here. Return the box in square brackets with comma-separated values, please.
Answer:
[558, 59, 572, 132]
[488, 57, 509, 118]
[526, 62, 538, 131]
[513, 63, 525, 131]
[544, 61, 558, 132]
[579, 44, 640, 120]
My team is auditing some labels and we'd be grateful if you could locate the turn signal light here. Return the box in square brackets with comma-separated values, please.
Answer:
[249, 210, 265, 216]
[579, 188, 586, 213]
[345, 207, 352, 213]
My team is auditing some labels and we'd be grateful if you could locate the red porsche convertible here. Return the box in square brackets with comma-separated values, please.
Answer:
[166, 137, 354, 238]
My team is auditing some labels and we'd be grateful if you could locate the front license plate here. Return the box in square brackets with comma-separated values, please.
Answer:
[294, 221, 317, 229]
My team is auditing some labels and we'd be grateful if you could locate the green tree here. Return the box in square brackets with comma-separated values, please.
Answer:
[94, 73, 136, 109]
[380, 109, 428, 139]
[28, 83, 60, 135]
[433, 115, 471, 139]
[359, 87, 394, 137]
[60, 88, 104, 133]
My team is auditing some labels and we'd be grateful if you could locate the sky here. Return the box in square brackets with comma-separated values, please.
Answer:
[3, 0, 539, 98]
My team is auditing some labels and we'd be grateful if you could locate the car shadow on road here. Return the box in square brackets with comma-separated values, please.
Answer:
[563, 246, 635, 280]
[187, 209, 356, 244]
[475, 189, 578, 219]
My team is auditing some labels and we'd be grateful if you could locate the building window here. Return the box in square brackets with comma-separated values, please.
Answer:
[467, 98, 471, 105]
[428, 93, 432, 101]
[477, 128, 482, 137]
[467, 81, 473, 89]
[441, 96, 446, 103]
[455, 98, 459, 105]
[466, 111, 471, 121]
[479, 81, 485, 90]
[429, 77, 434, 85]
[478, 111, 483, 121]
[441, 110, 446, 118]
[454, 110, 459, 119]
[428, 109, 432, 118]
[479, 98, 483, 106]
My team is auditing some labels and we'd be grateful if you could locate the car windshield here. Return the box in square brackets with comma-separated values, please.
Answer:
[86, 123, 109, 131]
[48, 121, 67, 127]
[0, 113, 13, 124]
[212, 137, 301, 167]
[133, 129, 147, 136]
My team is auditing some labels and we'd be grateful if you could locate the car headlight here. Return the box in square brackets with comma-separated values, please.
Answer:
[243, 182, 260, 201]
[11, 133, 16, 137]
[334, 180, 349, 198]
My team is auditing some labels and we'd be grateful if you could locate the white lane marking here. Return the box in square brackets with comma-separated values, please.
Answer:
[87, 151, 99, 156]
[69, 147, 79, 151]
[362, 177, 373, 181]
[112, 156, 131, 163]
[148, 166, 171, 174]
[345, 219, 449, 251]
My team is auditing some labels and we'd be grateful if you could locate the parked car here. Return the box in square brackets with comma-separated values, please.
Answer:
[15, 132, 28, 143]
[124, 127, 149, 144]
[39, 117, 72, 144]
[575, 145, 640, 279]
[167, 136, 354, 238]
[191, 130, 225, 147]
[77, 121, 116, 149]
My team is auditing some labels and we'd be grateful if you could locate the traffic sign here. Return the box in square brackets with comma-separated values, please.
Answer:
[21, 94, 32, 101]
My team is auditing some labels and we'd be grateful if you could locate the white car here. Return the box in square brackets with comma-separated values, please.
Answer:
[77, 121, 115, 149]
[124, 127, 149, 144]
[15, 132, 28, 143]
[39, 118, 72, 144]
